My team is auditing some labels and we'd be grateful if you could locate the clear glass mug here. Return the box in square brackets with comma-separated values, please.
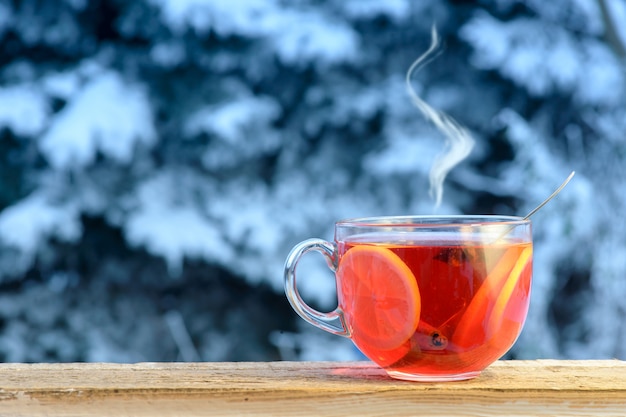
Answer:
[284, 215, 533, 382]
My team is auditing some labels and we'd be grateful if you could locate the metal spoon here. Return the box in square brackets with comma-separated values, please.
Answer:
[522, 171, 575, 220]
[495, 170, 575, 241]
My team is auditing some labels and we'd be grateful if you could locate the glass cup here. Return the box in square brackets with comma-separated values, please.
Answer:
[284, 215, 533, 382]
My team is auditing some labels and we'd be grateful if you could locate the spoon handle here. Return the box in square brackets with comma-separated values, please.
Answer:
[494, 171, 575, 243]
[523, 171, 576, 220]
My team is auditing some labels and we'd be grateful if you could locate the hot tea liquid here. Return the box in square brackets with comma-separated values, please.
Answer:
[337, 236, 532, 380]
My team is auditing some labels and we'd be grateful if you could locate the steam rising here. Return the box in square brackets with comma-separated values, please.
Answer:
[406, 26, 475, 209]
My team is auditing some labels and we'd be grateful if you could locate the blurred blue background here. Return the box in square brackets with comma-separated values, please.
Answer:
[0, 0, 625, 362]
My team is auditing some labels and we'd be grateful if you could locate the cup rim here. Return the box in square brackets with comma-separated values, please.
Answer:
[336, 214, 529, 228]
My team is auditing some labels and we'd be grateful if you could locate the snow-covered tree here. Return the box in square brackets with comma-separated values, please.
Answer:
[0, 0, 624, 362]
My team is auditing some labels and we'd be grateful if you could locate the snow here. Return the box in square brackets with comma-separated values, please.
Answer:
[149, 0, 274, 35]
[64, 0, 88, 11]
[608, 0, 626, 47]
[202, 180, 291, 288]
[0, 192, 81, 253]
[571, 0, 604, 34]
[124, 174, 234, 276]
[575, 40, 624, 106]
[546, 36, 579, 89]
[267, 10, 359, 66]
[584, 236, 626, 358]
[185, 95, 281, 144]
[42, 70, 82, 99]
[523, 0, 604, 33]
[459, 11, 510, 69]
[184, 92, 283, 171]
[460, 12, 624, 104]
[150, 0, 359, 66]
[208, 184, 280, 253]
[150, 41, 186, 68]
[329, 84, 386, 126]
[364, 129, 442, 176]
[0, 84, 49, 137]
[338, 0, 411, 22]
[40, 71, 157, 169]
[0, 2, 11, 37]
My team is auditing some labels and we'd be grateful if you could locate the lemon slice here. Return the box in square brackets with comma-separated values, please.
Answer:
[453, 245, 531, 348]
[486, 246, 532, 337]
[338, 245, 421, 351]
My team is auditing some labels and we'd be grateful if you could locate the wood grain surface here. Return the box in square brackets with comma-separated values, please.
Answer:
[0, 360, 625, 416]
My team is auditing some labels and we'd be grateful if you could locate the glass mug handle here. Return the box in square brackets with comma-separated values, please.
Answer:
[284, 238, 350, 337]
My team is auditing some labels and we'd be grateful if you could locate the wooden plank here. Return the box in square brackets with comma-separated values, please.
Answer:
[0, 360, 625, 416]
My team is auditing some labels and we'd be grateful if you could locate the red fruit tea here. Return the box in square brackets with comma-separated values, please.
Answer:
[337, 236, 532, 381]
